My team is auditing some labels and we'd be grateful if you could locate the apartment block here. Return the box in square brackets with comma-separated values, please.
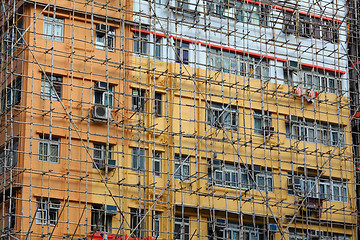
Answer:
[0, 0, 357, 239]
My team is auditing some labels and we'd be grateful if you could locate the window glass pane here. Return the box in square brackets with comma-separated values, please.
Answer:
[39, 142, 48, 161]
[50, 144, 59, 163]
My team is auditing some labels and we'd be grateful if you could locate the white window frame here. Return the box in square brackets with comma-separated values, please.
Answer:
[41, 74, 63, 101]
[288, 175, 348, 203]
[154, 36, 162, 60]
[255, 172, 273, 192]
[35, 199, 60, 226]
[207, 103, 238, 130]
[91, 204, 113, 232]
[254, 110, 271, 135]
[174, 154, 190, 181]
[94, 82, 114, 106]
[131, 148, 146, 170]
[43, 16, 64, 42]
[38, 136, 59, 163]
[286, 118, 344, 147]
[95, 24, 115, 51]
[133, 30, 149, 55]
[153, 151, 161, 177]
[174, 216, 190, 240]
[153, 211, 160, 237]
[93, 143, 113, 168]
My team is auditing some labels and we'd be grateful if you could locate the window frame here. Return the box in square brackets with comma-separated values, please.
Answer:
[207, 103, 238, 130]
[133, 29, 149, 55]
[154, 92, 162, 116]
[95, 24, 115, 51]
[287, 174, 348, 202]
[153, 151, 161, 177]
[35, 198, 61, 226]
[38, 136, 59, 163]
[253, 110, 271, 135]
[174, 154, 190, 181]
[93, 143, 113, 169]
[41, 73, 63, 100]
[43, 15, 64, 42]
[175, 40, 189, 65]
[153, 211, 161, 237]
[131, 148, 146, 170]
[132, 88, 146, 112]
[174, 215, 190, 240]
[130, 208, 146, 238]
[1, 77, 21, 113]
[286, 118, 344, 147]
[237, 2, 268, 26]
[91, 204, 113, 232]
[94, 82, 114, 106]
[154, 36, 162, 60]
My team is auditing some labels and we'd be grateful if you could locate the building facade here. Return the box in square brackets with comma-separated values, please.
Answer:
[0, 0, 357, 239]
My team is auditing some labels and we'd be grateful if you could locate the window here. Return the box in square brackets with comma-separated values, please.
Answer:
[153, 211, 160, 237]
[0, 139, 19, 174]
[41, 74, 62, 100]
[35, 198, 61, 226]
[213, 221, 266, 240]
[207, 51, 269, 79]
[282, 12, 340, 43]
[130, 208, 146, 238]
[254, 110, 271, 134]
[95, 24, 115, 51]
[176, 0, 189, 8]
[93, 143, 113, 170]
[208, 49, 237, 74]
[299, 15, 312, 37]
[1, 77, 22, 112]
[289, 229, 351, 240]
[208, 0, 236, 18]
[133, 28, 149, 55]
[298, 71, 340, 93]
[174, 154, 190, 181]
[43, 16, 63, 42]
[207, 103, 237, 130]
[285, 117, 344, 146]
[175, 40, 189, 65]
[38, 135, 59, 163]
[8, 201, 16, 230]
[208, 161, 272, 191]
[94, 81, 114, 106]
[255, 172, 273, 192]
[153, 151, 161, 176]
[237, 2, 268, 26]
[132, 89, 146, 112]
[131, 148, 146, 170]
[91, 204, 114, 232]
[174, 215, 190, 240]
[154, 92, 162, 116]
[154, 36, 162, 60]
[287, 174, 348, 202]
[16, 18, 24, 45]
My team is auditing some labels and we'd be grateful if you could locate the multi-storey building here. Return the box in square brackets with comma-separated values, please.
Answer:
[0, 0, 357, 239]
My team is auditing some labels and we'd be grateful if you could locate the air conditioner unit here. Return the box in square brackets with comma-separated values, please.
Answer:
[268, 224, 278, 232]
[262, 126, 274, 137]
[49, 202, 61, 210]
[107, 159, 116, 170]
[96, 24, 108, 31]
[94, 159, 106, 170]
[92, 105, 111, 120]
[314, 230, 324, 237]
[94, 81, 108, 90]
[215, 218, 226, 226]
[286, 115, 298, 122]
